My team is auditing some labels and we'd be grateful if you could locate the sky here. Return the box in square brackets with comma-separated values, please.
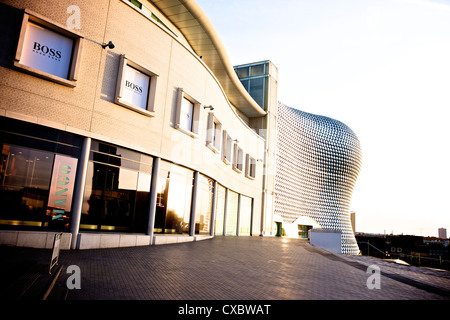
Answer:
[195, 0, 450, 237]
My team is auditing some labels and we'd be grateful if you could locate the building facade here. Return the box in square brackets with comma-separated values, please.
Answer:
[0, 0, 270, 249]
[0, 0, 363, 255]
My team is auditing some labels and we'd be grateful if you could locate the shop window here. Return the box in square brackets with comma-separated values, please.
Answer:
[80, 141, 153, 233]
[175, 89, 201, 137]
[206, 112, 222, 153]
[128, 0, 142, 9]
[239, 195, 253, 236]
[0, 118, 82, 230]
[154, 161, 193, 235]
[115, 55, 158, 116]
[214, 184, 226, 236]
[194, 174, 214, 235]
[14, 9, 83, 87]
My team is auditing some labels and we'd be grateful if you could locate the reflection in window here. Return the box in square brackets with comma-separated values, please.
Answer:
[214, 184, 226, 235]
[234, 62, 269, 110]
[0, 118, 82, 230]
[225, 190, 238, 235]
[233, 144, 244, 173]
[195, 174, 214, 235]
[154, 161, 193, 234]
[206, 113, 222, 153]
[245, 154, 257, 179]
[0, 145, 54, 227]
[81, 142, 152, 233]
[0, 144, 78, 230]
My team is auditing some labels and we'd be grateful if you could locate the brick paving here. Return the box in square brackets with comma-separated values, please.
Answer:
[1, 236, 449, 301]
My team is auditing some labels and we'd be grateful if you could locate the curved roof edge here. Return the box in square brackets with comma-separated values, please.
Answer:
[152, 0, 266, 117]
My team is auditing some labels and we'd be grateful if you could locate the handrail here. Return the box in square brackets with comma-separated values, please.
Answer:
[358, 241, 388, 257]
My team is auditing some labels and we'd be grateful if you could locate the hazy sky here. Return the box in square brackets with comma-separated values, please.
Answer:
[196, 0, 450, 237]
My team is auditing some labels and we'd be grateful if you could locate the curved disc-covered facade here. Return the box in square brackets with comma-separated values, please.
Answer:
[274, 103, 362, 255]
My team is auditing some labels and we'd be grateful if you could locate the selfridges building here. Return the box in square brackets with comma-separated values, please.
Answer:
[274, 103, 363, 255]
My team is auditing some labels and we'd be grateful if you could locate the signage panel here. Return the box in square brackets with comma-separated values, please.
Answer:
[48, 155, 78, 220]
[121, 64, 150, 110]
[19, 22, 74, 79]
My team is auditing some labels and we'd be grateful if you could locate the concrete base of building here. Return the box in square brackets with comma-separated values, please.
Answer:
[0, 230, 72, 250]
[0, 230, 214, 250]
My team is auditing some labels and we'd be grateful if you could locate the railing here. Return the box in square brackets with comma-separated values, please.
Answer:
[358, 241, 388, 257]
[357, 241, 450, 270]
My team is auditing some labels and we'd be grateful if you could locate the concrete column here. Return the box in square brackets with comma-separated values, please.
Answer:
[189, 171, 199, 237]
[146, 157, 160, 241]
[70, 137, 91, 250]
[209, 181, 217, 237]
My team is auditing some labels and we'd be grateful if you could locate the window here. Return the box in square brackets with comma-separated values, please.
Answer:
[233, 143, 244, 173]
[0, 117, 82, 230]
[206, 113, 222, 153]
[14, 9, 83, 87]
[115, 55, 158, 116]
[175, 89, 201, 137]
[222, 131, 233, 165]
[240, 77, 267, 109]
[154, 161, 193, 235]
[245, 154, 257, 179]
[194, 174, 214, 235]
[81, 142, 153, 233]
[128, 0, 142, 9]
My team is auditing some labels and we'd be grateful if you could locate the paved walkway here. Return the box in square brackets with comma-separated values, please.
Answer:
[1, 236, 449, 301]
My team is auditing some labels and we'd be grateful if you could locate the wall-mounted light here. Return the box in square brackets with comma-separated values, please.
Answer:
[233, 139, 239, 143]
[204, 105, 214, 110]
[101, 41, 115, 49]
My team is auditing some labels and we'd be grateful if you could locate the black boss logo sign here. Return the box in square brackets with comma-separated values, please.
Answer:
[33, 41, 62, 60]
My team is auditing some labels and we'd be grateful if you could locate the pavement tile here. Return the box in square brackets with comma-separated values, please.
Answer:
[1, 236, 449, 302]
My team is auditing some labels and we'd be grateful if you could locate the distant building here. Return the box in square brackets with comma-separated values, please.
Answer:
[272, 104, 362, 255]
[356, 233, 450, 270]
[439, 228, 447, 239]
